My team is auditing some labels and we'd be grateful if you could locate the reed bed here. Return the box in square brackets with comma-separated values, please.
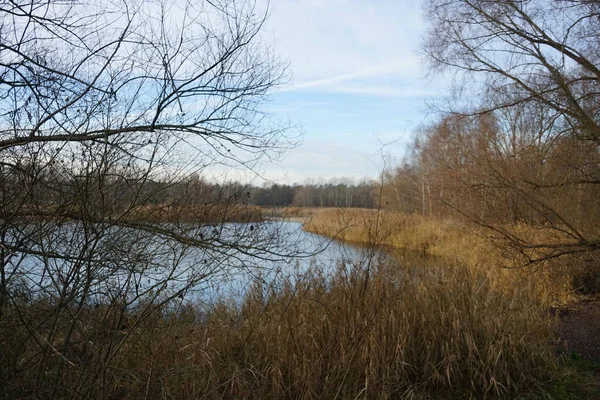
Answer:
[262, 206, 321, 220]
[3, 208, 582, 399]
[304, 208, 497, 264]
[2, 262, 557, 399]
[128, 203, 264, 223]
[303, 208, 576, 304]
[191, 263, 556, 400]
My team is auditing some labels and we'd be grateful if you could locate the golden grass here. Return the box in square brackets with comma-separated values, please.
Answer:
[3, 263, 558, 399]
[261, 206, 321, 220]
[304, 209, 463, 253]
[303, 208, 576, 304]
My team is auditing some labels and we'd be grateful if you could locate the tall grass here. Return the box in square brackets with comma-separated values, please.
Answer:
[1, 262, 558, 399]
[304, 208, 576, 303]
[128, 203, 264, 223]
[304, 208, 496, 263]
[2, 208, 572, 399]
[262, 206, 321, 220]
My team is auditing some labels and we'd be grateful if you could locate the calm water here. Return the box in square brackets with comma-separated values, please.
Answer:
[194, 220, 445, 301]
[7, 220, 440, 305]
[196, 220, 378, 301]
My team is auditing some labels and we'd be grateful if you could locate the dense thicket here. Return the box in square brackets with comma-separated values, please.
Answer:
[0, 0, 295, 397]
[383, 0, 600, 267]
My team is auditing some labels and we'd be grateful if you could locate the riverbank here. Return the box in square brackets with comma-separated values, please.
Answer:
[303, 208, 576, 301]
[129, 203, 264, 223]
[5, 209, 599, 399]
[4, 260, 560, 399]
[303, 207, 600, 398]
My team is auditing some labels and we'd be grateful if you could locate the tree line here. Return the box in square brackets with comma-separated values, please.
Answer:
[382, 0, 600, 267]
[153, 175, 378, 209]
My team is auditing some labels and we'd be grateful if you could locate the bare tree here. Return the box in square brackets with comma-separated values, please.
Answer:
[421, 0, 600, 265]
[0, 0, 297, 397]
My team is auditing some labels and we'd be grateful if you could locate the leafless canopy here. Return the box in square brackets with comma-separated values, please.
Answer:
[0, 1, 296, 396]
[410, 0, 600, 264]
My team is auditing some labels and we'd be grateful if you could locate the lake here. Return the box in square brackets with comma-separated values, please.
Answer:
[195, 220, 379, 301]
[5, 220, 440, 305]
[194, 220, 444, 302]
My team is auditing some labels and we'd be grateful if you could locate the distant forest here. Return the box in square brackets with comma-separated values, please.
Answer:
[179, 176, 378, 208]
[1, 156, 378, 214]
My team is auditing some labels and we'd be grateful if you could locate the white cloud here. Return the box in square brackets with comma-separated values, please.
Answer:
[258, 1, 448, 101]
[254, 137, 399, 184]
[314, 84, 439, 98]
[244, 0, 447, 182]
[281, 59, 419, 91]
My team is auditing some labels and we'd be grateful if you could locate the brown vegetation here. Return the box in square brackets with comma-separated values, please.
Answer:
[305, 207, 600, 396]
[308, 208, 585, 301]
[3, 0, 600, 398]
[129, 203, 264, 223]
[262, 206, 321, 220]
[2, 262, 558, 399]
[380, 0, 600, 271]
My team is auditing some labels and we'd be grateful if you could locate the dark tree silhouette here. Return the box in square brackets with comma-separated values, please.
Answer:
[0, 1, 295, 397]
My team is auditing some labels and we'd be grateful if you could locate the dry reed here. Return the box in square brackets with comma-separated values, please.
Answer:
[304, 208, 576, 303]
[2, 261, 557, 399]
[2, 208, 573, 399]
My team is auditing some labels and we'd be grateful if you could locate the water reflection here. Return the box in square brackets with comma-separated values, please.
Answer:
[7, 219, 441, 306]
[196, 221, 447, 302]
[198, 221, 375, 301]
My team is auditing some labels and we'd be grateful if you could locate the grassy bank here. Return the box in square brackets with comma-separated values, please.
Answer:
[303, 208, 575, 303]
[303, 208, 510, 266]
[2, 263, 559, 399]
[261, 206, 321, 220]
[4, 208, 597, 399]
[302, 207, 600, 398]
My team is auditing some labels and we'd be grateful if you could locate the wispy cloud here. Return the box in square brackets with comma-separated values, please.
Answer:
[250, 0, 449, 182]
[324, 85, 440, 98]
[280, 58, 426, 97]
[282, 61, 408, 91]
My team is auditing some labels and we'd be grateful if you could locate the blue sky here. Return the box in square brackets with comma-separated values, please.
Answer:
[245, 0, 447, 184]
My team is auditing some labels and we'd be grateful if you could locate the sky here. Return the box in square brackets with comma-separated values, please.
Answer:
[244, 0, 447, 184]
